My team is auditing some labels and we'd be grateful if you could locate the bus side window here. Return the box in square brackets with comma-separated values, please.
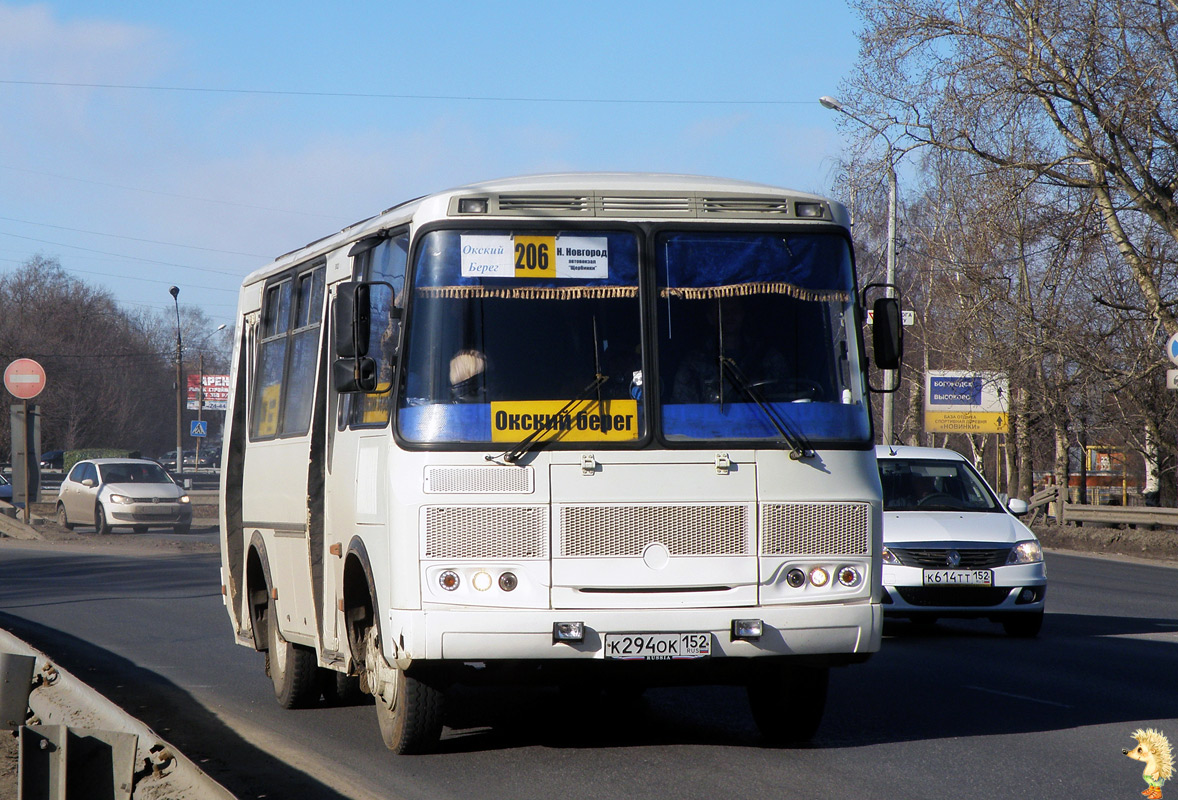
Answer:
[250, 263, 326, 440]
[251, 280, 292, 438]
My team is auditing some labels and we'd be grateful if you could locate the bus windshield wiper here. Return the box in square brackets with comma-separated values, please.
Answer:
[720, 357, 814, 460]
[486, 374, 610, 465]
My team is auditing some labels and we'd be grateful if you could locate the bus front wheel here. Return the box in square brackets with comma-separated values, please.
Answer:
[746, 663, 829, 745]
[266, 598, 319, 709]
[364, 627, 444, 754]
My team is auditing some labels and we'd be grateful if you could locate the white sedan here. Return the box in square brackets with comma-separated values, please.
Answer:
[876, 445, 1046, 637]
[56, 458, 192, 535]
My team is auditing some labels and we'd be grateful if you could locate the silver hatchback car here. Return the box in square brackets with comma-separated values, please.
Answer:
[876, 445, 1046, 637]
[56, 458, 192, 534]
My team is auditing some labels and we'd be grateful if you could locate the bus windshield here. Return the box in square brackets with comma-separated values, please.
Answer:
[398, 229, 643, 445]
[655, 231, 868, 443]
[396, 227, 870, 447]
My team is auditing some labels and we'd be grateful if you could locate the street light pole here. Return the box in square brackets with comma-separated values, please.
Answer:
[169, 286, 182, 475]
[820, 95, 900, 445]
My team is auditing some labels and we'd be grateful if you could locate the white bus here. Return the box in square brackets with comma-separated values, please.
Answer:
[219, 173, 902, 754]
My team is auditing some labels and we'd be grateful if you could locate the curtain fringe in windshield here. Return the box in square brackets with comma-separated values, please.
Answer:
[660, 282, 848, 303]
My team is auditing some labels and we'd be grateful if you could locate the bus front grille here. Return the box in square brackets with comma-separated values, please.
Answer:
[760, 502, 870, 556]
[559, 505, 751, 557]
[423, 506, 548, 559]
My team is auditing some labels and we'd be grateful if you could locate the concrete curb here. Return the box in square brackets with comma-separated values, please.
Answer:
[0, 629, 235, 799]
[0, 507, 42, 541]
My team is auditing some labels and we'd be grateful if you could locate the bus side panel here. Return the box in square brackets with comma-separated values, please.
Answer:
[242, 439, 316, 642]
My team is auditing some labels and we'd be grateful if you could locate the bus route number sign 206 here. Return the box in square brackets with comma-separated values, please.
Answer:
[604, 632, 711, 660]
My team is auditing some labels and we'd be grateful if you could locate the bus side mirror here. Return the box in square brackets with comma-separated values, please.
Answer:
[334, 282, 371, 358]
[871, 297, 903, 370]
[333, 356, 378, 393]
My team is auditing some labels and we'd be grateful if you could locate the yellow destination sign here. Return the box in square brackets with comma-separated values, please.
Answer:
[491, 398, 639, 442]
[924, 410, 1008, 434]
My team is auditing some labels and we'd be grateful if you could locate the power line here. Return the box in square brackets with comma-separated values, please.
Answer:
[0, 163, 347, 221]
[0, 79, 811, 106]
[0, 214, 267, 258]
[0, 230, 248, 279]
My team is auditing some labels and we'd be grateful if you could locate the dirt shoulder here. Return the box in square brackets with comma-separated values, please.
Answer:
[1032, 521, 1178, 566]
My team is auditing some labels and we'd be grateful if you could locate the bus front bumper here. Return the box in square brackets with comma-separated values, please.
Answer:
[387, 602, 881, 665]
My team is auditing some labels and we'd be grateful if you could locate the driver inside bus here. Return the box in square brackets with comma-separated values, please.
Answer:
[449, 349, 487, 403]
[670, 296, 787, 404]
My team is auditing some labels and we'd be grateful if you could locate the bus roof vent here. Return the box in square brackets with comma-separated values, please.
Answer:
[495, 194, 595, 215]
[700, 196, 793, 216]
[598, 195, 695, 217]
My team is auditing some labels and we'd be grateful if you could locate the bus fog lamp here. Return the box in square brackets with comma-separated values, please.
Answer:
[731, 619, 763, 641]
[498, 572, 518, 592]
[439, 570, 460, 591]
[552, 621, 584, 643]
[838, 567, 862, 587]
[809, 567, 830, 587]
[472, 571, 493, 592]
[785, 568, 807, 588]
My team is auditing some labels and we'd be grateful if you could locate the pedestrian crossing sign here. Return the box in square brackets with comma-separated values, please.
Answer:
[190, 420, 208, 437]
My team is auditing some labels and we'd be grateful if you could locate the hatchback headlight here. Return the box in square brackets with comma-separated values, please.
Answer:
[1007, 540, 1043, 564]
[179, 495, 191, 504]
[108, 493, 130, 505]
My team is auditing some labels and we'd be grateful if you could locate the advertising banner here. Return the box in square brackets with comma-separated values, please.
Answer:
[187, 374, 230, 411]
[924, 370, 1009, 434]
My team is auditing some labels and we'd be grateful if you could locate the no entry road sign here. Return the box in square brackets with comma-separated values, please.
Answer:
[3, 358, 46, 400]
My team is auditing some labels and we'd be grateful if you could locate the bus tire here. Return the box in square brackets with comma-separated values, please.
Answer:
[375, 667, 444, 755]
[364, 627, 444, 754]
[267, 598, 319, 709]
[746, 664, 828, 745]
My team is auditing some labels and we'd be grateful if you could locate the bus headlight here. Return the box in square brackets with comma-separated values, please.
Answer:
[838, 566, 862, 587]
[438, 570, 460, 591]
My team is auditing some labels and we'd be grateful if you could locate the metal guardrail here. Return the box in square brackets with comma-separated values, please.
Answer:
[1026, 485, 1178, 527]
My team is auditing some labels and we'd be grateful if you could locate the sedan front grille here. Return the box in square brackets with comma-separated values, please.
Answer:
[895, 587, 1013, 607]
[889, 547, 1011, 569]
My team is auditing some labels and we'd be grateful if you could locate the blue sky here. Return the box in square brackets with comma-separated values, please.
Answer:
[0, 1, 864, 329]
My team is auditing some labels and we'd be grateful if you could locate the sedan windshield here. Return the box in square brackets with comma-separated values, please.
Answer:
[879, 458, 1001, 512]
[98, 463, 174, 485]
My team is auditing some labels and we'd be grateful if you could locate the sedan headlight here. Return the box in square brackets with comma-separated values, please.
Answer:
[107, 493, 130, 505]
[1007, 540, 1043, 564]
[881, 546, 901, 565]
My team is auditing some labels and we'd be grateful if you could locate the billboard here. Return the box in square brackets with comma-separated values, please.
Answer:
[924, 370, 1009, 434]
[187, 374, 230, 411]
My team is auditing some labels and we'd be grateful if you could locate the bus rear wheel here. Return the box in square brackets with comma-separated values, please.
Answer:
[365, 628, 444, 754]
[746, 663, 829, 745]
[266, 598, 319, 709]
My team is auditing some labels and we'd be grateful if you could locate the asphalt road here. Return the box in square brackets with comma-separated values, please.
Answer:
[0, 543, 1174, 799]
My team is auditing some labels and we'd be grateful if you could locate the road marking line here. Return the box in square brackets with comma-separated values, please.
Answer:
[964, 685, 1072, 708]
